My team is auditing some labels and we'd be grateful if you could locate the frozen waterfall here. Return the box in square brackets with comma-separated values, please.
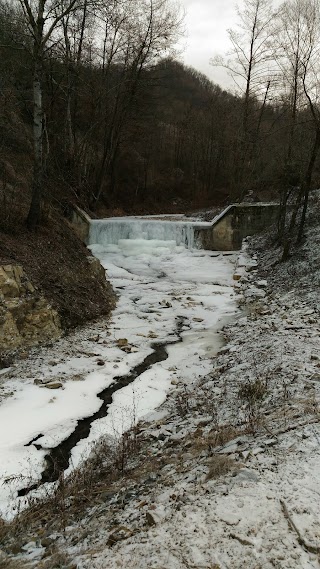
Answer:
[89, 217, 207, 249]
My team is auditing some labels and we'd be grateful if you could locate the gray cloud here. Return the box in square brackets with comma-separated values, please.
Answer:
[177, 0, 237, 89]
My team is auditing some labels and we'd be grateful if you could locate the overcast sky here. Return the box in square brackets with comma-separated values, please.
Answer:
[178, 0, 239, 91]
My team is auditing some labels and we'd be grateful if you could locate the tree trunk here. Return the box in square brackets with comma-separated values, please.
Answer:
[27, 55, 43, 230]
[297, 128, 320, 243]
[282, 128, 320, 259]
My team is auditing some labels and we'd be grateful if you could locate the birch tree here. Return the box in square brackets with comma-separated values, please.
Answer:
[17, 0, 82, 229]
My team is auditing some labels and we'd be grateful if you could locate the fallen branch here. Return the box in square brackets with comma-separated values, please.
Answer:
[280, 499, 320, 555]
[230, 532, 254, 547]
[274, 417, 320, 438]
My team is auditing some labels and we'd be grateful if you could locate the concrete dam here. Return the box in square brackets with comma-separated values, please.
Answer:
[72, 203, 280, 251]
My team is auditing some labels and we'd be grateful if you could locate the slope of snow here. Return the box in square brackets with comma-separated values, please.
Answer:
[3, 221, 320, 568]
[6, 237, 319, 569]
[61, 242, 320, 569]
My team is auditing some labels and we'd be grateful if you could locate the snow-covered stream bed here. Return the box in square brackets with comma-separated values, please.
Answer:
[0, 236, 238, 518]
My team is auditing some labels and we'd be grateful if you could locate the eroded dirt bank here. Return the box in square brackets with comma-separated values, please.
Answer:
[0, 213, 115, 342]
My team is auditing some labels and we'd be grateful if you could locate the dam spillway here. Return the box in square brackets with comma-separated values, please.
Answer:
[88, 217, 211, 249]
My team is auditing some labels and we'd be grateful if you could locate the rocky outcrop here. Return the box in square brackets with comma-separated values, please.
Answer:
[0, 265, 61, 352]
[87, 255, 107, 281]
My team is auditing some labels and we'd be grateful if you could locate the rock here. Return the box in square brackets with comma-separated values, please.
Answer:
[146, 506, 166, 526]
[96, 359, 105, 366]
[0, 266, 20, 298]
[8, 543, 23, 554]
[100, 491, 116, 501]
[192, 317, 204, 322]
[146, 472, 158, 482]
[0, 264, 61, 351]
[107, 526, 133, 546]
[41, 537, 54, 548]
[234, 468, 260, 483]
[121, 345, 133, 353]
[252, 447, 264, 455]
[87, 256, 106, 281]
[0, 366, 12, 375]
[219, 513, 241, 526]
[218, 346, 229, 355]
[263, 438, 277, 447]
[43, 382, 63, 389]
[159, 300, 172, 308]
[117, 338, 128, 347]
[19, 351, 29, 360]
[233, 273, 242, 281]
[34, 377, 55, 385]
[25, 280, 35, 294]
[146, 511, 157, 526]
[241, 450, 251, 460]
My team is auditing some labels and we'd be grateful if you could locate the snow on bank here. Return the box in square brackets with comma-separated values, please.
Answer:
[28, 238, 320, 569]
[0, 239, 238, 518]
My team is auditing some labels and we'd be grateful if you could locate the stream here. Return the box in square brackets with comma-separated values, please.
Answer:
[0, 216, 238, 517]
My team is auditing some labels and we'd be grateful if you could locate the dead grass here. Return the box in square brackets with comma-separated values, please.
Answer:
[206, 455, 239, 480]
[0, 428, 146, 548]
[301, 395, 320, 416]
[36, 552, 76, 569]
[207, 425, 241, 449]
[0, 417, 242, 553]
[238, 379, 268, 433]
[0, 382, 245, 565]
[0, 561, 31, 569]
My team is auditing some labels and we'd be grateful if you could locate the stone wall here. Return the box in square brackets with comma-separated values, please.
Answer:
[0, 265, 61, 352]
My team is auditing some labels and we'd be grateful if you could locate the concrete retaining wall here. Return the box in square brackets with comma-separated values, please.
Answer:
[71, 206, 91, 243]
[195, 203, 279, 250]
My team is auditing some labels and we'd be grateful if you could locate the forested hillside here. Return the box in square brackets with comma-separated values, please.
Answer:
[1, 0, 320, 269]
[2, 0, 320, 233]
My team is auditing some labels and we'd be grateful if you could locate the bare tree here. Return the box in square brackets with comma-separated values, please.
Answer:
[91, 0, 182, 209]
[17, 0, 83, 229]
[272, 0, 317, 240]
[272, 0, 320, 257]
[211, 0, 275, 196]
